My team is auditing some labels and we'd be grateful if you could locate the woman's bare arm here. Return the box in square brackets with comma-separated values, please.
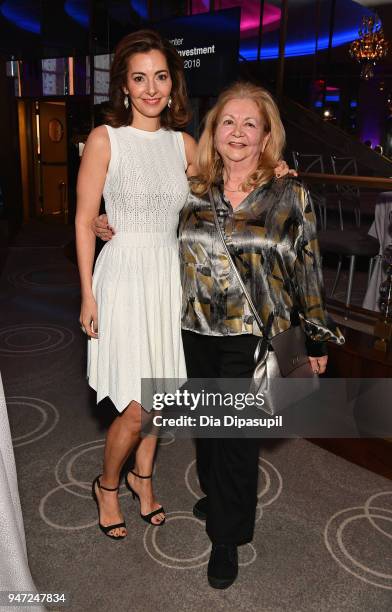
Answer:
[182, 132, 198, 177]
[75, 125, 110, 337]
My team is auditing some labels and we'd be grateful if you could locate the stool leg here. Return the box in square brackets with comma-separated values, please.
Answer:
[331, 256, 342, 296]
[318, 203, 324, 230]
[357, 207, 361, 228]
[338, 200, 344, 231]
[367, 256, 375, 287]
[345, 255, 356, 316]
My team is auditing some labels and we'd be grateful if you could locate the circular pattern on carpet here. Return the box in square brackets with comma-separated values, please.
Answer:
[324, 491, 392, 590]
[0, 324, 74, 355]
[143, 511, 211, 569]
[8, 396, 59, 447]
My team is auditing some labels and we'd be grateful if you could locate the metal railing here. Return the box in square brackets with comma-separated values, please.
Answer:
[299, 173, 392, 190]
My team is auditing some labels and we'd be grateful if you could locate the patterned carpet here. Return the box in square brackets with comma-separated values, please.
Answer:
[0, 222, 391, 612]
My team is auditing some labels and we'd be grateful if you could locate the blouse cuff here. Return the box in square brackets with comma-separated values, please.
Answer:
[299, 314, 345, 346]
[305, 337, 328, 357]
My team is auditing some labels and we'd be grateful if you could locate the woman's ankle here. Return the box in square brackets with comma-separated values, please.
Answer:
[99, 474, 120, 490]
[132, 467, 153, 478]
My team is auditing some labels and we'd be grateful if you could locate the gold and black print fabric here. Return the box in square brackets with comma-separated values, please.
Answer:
[179, 176, 344, 353]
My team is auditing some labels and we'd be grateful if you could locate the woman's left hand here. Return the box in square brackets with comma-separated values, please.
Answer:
[274, 160, 297, 178]
[308, 355, 328, 375]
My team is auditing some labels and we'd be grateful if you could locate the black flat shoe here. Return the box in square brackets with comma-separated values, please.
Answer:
[207, 544, 238, 589]
[91, 475, 127, 540]
[125, 470, 165, 526]
[193, 496, 207, 521]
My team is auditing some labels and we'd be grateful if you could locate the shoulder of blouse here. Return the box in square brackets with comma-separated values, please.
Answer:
[186, 179, 224, 201]
[185, 185, 209, 205]
[185, 177, 311, 209]
[271, 175, 305, 195]
[274, 176, 311, 215]
[187, 176, 208, 193]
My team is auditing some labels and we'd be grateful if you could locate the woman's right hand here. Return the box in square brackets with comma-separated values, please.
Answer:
[308, 355, 328, 375]
[80, 295, 99, 338]
[92, 214, 115, 241]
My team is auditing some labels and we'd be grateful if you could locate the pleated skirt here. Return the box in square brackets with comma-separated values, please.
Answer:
[87, 231, 186, 413]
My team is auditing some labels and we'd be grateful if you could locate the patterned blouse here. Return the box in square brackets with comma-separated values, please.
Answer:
[178, 176, 344, 356]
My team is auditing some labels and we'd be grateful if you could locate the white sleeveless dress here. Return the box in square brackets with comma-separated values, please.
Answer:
[87, 125, 189, 412]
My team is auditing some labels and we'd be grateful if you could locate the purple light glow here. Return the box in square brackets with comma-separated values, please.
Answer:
[360, 133, 380, 149]
[191, 1, 281, 34]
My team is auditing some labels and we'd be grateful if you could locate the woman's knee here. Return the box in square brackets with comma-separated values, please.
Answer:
[121, 401, 142, 432]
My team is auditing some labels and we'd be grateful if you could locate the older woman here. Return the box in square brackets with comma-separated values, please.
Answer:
[179, 81, 344, 588]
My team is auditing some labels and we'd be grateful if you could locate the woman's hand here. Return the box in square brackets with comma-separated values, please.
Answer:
[274, 160, 297, 178]
[308, 355, 328, 375]
[80, 295, 99, 338]
[93, 214, 115, 241]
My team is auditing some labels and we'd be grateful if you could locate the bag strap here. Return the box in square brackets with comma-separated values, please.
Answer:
[208, 188, 274, 340]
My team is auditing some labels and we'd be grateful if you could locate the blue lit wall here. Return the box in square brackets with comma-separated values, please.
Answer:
[0, 1, 149, 42]
[64, 0, 89, 28]
[0, 0, 375, 60]
[0, 0, 41, 34]
[131, 0, 148, 20]
[240, 0, 373, 61]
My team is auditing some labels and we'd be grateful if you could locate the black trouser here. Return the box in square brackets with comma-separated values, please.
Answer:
[182, 330, 260, 546]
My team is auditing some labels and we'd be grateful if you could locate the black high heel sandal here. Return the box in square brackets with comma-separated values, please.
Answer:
[91, 475, 127, 540]
[125, 470, 165, 526]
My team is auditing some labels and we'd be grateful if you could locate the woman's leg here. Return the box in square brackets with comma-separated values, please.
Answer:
[182, 331, 219, 498]
[206, 334, 260, 545]
[126, 434, 165, 524]
[205, 436, 260, 545]
[94, 400, 141, 537]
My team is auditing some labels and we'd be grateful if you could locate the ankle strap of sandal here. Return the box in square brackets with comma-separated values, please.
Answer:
[98, 476, 119, 491]
[129, 469, 152, 479]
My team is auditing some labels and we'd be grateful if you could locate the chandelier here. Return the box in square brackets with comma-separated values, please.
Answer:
[349, 15, 388, 80]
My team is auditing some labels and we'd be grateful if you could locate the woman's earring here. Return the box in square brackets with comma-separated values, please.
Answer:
[124, 94, 129, 109]
[167, 96, 172, 109]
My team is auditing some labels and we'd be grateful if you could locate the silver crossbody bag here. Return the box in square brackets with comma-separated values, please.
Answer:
[208, 189, 319, 416]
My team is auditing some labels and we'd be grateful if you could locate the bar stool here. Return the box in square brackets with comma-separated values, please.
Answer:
[292, 152, 327, 229]
[318, 228, 379, 309]
[293, 151, 379, 311]
[330, 156, 361, 228]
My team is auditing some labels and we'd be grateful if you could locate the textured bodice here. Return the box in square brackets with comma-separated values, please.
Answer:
[103, 125, 189, 235]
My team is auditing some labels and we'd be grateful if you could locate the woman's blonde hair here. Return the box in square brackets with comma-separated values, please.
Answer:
[192, 81, 285, 195]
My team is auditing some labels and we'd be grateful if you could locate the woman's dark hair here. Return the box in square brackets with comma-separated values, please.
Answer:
[104, 29, 190, 129]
